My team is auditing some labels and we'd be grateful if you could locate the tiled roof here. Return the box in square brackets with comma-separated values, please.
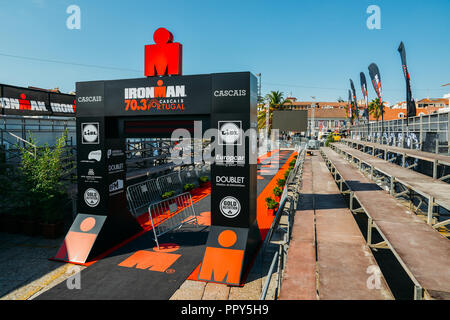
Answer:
[307, 108, 347, 119]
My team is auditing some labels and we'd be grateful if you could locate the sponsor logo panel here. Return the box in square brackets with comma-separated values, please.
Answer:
[84, 188, 100, 208]
[218, 121, 242, 146]
[215, 175, 245, 188]
[219, 196, 241, 219]
[81, 122, 99, 144]
[109, 179, 124, 195]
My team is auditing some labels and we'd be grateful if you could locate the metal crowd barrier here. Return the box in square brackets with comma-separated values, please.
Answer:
[260, 146, 306, 300]
[148, 192, 198, 249]
[180, 165, 199, 186]
[157, 171, 183, 194]
[126, 178, 161, 217]
[196, 162, 211, 178]
[126, 162, 212, 218]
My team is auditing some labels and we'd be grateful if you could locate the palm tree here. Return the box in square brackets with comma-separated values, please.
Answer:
[344, 103, 358, 124]
[368, 98, 384, 120]
[257, 91, 291, 132]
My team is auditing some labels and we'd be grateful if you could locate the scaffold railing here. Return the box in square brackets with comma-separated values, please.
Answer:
[350, 111, 449, 154]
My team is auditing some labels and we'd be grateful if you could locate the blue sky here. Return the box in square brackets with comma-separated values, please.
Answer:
[0, 0, 449, 104]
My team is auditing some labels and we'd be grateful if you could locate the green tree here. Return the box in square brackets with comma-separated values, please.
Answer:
[257, 91, 291, 131]
[368, 98, 384, 120]
[344, 103, 357, 123]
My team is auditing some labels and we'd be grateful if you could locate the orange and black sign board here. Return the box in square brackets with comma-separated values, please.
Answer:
[58, 29, 259, 279]
[54, 214, 106, 263]
[198, 226, 256, 286]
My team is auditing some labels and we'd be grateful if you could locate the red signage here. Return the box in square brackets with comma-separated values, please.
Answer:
[145, 28, 182, 77]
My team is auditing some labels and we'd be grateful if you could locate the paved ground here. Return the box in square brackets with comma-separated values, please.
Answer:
[0, 218, 286, 300]
[0, 203, 290, 300]
[0, 232, 85, 300]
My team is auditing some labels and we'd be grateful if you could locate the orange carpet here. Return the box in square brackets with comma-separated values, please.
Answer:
[257, 151, 297, 241]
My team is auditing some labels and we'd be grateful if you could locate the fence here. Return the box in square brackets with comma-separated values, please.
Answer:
[156, 171, 184, 194]
[126, 163, 211, 217]
[350, 111, 450, 154]
[148, 192, 198, 249]
[260, 146, 306, 299]
[126, 179, 162, 217]
[0, 115, 76, 147]
[196, 162, 211, 179]
[179, 165, 199, 186]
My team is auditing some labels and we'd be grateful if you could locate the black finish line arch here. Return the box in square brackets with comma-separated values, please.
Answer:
[55, 71, 259, 286]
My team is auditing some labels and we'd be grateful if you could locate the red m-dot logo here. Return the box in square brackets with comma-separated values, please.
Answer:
[145, 28, 182, 77]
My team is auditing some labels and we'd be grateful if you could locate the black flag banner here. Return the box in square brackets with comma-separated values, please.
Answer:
[348, 89, 353, 125]
[350, 79, 359, 121]
[360, 72, 369, 120]
[398, 41, 416, 119]
[368, 63, 384, 117]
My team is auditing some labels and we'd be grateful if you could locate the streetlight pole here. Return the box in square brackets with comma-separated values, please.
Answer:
[311, 96, 316, 138]
[256, 73, 269, 151]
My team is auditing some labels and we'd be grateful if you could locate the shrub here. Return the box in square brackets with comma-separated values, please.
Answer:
[161, 191, 175, 199]
[325, 133, 334, 147]
[183, 183, 195, 192]
[198, 175, 209, 184]
[273, 186, 282, 197]
[289, 159, 296, 167]
[18, 130, 68, 223]
[277, 178, 286, 188]
[265, 197, 279, 210]
[284, 169, 291, 180]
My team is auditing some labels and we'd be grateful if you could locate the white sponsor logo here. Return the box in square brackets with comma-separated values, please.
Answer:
[84, 188, 100, 207]
[0, 97, 47, 112]
[216, 176, 245, 185]
[214, 89, 247, 97]
[107, 149, 124, 159]
[109, 179, 124, 193]
[88, 169, 94, 176]
[88, 150, 102, 162]
[50, 102, 75, 113]
[78, 96, 102, 103]
[215, 154, 245, 163]
[108, 163, 124, 173]
[219, 196, 241, 218]
[218, 121, 242, 145]
[81, 123, 99, 144]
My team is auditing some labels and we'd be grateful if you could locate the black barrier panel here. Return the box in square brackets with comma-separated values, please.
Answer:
[57, 72, 259, 285]
[49, 92, 77, 116]
[272, 110, 308, 132]
[1, 85, 51, 116]
[0, 83, 76, 117]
